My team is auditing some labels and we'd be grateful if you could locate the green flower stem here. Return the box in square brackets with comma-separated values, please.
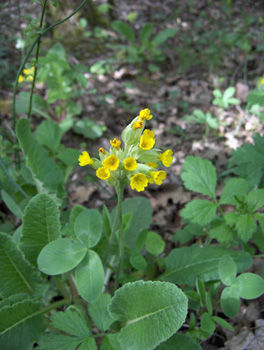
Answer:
[27, 0, 48, 119]
[115, 183, 124, 290]
[103, 183, 124, 274]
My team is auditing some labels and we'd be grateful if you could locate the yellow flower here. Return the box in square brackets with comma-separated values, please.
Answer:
[139, 108, 152, 120]
[124, 157, 138, 171]
[78, 151, 94, 166]
[146, 162, 158, 169]
[130, 173, 148, 192]
[260, 77, 264, 85]
[102, 155, 119, 170]
[139, 134, 155, 150]
[159, 149, 173, 167]
[110, 138, 121, 150]
[23, 67, 35, 75]
[99, 147, 106, 154]
[143, 129, 155, 139]
[151, 171, 166, 185]
[18, 75, 25, 83]
[96, 167, 110, 180]
[133, 120, 144, 130]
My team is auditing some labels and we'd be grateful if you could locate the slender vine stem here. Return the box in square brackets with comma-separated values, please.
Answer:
[28, 0, 48, 119]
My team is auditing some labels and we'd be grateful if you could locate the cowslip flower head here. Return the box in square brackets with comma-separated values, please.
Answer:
[139, 108, 152, 120]
[18, 75, 25, 83]
[133, 120, 144, 130]
[130, 173, 148, 192]
[78, 151, 94, 166]
[146, 162, 158, 169]
[124, 157, 138, 171]
[159, 149, 173, 167]
[151, 170, 166, 185]
[96, 167, 110, 180]
[110, 138, 121, 150]
[143, 129, 155, 139]
[139, 134, 155, 150]
[102, 155, 119, 171]
[99, 147, 106, 154]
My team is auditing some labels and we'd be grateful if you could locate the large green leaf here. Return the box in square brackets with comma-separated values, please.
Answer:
[152, 28, 178, 46]
[75, 250, 104, 303]
[35, 120, 62, 153]
[111, 20, 135, 43]
[235, 214, 257, 242]
[37, 334, 84, 350]
[108, 281, 188, 350]
[161, 245, 252, 286]
[1, 190, 24, 219]
[74, 209, 102, 248]
[232, 273, 264, 299]
[181, 156, 217, 199]
[88, 294, 114, 332]
[0, 299, 46, 350]
[246, 189, 264, 212]
[51, 306, 91, 337]
[0, 232, 46, 297]
[37, 238, 87, 275]
[221, 286, 240, 318]
[16, 119, 66, 203]
[20, 194, 61, 266]
[219, 178, 248, 205]
[181, 200, 217, 225]
[140, 23, 153, 43]
[156, 333, 202, 350]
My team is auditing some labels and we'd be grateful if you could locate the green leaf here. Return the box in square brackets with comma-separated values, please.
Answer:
[74, 209, 102, 248]
[152, 28, 178, 46]
[219, 178, 248, 205]
[78, 338, 97, 350]
[209, 221, 233, 243]
[181, 200, 217, 225]
[75, 250, 104, 303]
[246, 189, 264, 212]
[218, 255, 237, 286]
[161, 245, 252, 286]
[76, 73, 88, 88]
[51, 306, 91, 337]
[0, 232, 46, 297]
[233, 273, 264, 299]
[181, 156, 217, 199]
[101, 334, 122, 350]
[221, 286, 240, 317]
[173, 224, 205, 244]
[156, 333, 202, 350]
[70, 205, 86, 224]
[1, 190, 24, 219]
[140, 23, 153, 43]
[235, 214, 257, 242]
[196, 278, 206, 302]
[212, 316, 234, 331]
[56, 147, 80, 167]
[223, 86, 236, 101]
[145, 231, 165, 256]
[253, 226, 264, 253]
[16, 119, 66, 203]
[37, 238, 87, 275]
[247, 91, 264, 106]
[201, 312, 215, 334]
[20, 194, 61, 266]
[111, 20, 135, 43]
[88, 294, 114, 332]
[108, 281, 188, 350]
[37, 334, 84, 350]
[35, 120, 62, 153]
[130, 253, 147, 271]
[0, 299, 46, 350]
[206, 293, 213, 316]
[73, 118, 106, 140]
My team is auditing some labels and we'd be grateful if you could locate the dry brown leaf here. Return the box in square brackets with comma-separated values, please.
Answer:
[70, 185, 97, 204]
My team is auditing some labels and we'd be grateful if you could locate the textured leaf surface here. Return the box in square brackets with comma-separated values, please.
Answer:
[88, 294, 114, 332]
[181, 200, 217, 225]
[37, 238, 87, 275]
[161, 245, 252, 286]
[181, 156, 217, 198]
[0, 232, 46, 297]
[246, 189, 264, 212]
[235, 214, 257, 242]
[156, 333, 202, 350]
[16, 119, 66, 202]
[35, 120, 62, 153]
[20, 194, 61, 266]
[75, 250, 104, 302]
[0, 299, 46, 350]
[108, 281, 188, 350]
[1, 190, 24, 219]
[219, 178, 248, 205]
[74, 209, 102, 248]
[37, 334, 83, 350]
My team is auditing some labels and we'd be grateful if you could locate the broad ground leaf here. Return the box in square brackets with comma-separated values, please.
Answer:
[37, 334, 84, 350]
[221, 286, 240, 317]
[88, 294, 114, 332]
[181, 156, 217, 199]
[181, 200, 217, 225]
[35, 120, 62, 153]
[219, 178, 248, 205]
[0, 232, 46, 297]
[130, 253, 147, 271]
[209, 221, 233, 243]
[152, 28, 178, 46]
[51, 306, 91, 337]
[233, 273, 264, 299]
[37, 238, 87, 275]
[235, 214, 257, 242]
[74, 209, 102, 248]
[219, 255, 237, 286]
[156, 333, 202, 350]
[145, 231, 165, 256]
[20, 193, 61, 266]
[16, 119, 66, 203]
[56, 147, 80, 167]
[75, 250, 104, 302]
[108, 281, 188, 350]
[0, 299, 46, 350]
[111, 20, 135, 43]
[161, 245, 252, 286]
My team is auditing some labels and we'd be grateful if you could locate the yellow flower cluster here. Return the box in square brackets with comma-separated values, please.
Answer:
[78, 108, 174, 192]
[18, 67, 35, 83]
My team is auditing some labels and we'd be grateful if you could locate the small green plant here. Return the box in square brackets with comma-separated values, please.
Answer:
[212, 86, 239, 109]
[184, 109, 219, 136]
